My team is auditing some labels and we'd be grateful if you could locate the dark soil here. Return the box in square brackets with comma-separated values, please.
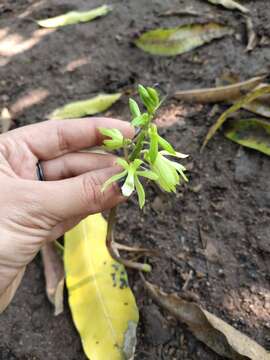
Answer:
[1, 0, 270, 359]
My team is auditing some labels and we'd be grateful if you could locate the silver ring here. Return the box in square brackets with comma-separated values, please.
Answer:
[36, 161, 45, 181]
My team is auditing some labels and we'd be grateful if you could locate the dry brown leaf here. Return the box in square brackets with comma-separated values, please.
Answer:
[243, 100, 270, 118]
[0, 107, 12, 133]
[207, 0, 250, 14]
[41, 242, 65, 316]
[143, 278, 270, 360]
[159, 7, 201, 17]
[173, 75, 265, 103]
[202, 85, 270, 150]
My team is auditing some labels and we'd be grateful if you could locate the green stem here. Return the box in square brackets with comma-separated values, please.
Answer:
[129, 130, 146, 161]
[106, 206, 151, 272]
[54, 240, 64, 253]
[123, 141, 129, 163]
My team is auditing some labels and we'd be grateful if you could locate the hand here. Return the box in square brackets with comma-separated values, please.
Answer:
[0, 118, 134, 311]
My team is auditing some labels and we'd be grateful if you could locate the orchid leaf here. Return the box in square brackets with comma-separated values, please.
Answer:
[224, 118, 270, 156]
[135, 23, 234, 56]
[64, 214, 139, 360]
[50, 93, 122, 120]
[37, 5, 112, 28]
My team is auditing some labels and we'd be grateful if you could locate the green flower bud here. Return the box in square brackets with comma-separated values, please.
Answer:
[129, 98, 141, 118]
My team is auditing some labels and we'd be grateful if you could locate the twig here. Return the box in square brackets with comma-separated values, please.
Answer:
[182, 270, 193, 292]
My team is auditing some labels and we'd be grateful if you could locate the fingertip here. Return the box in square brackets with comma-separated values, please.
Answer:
[122, 121, 135, 139]
[97, 117, 135, 139]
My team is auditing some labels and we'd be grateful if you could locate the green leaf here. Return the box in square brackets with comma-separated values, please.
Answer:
[37, 5, 112, 28]
[137, 170, 159, 180]
[129, 98, 141, 118]
[134, 176, 145, 209]
[101, 170, 127, 192]
[158, 135, 176, 154]
[131, 113, 149, 127]
[149, 124, 159, 163]
[50, 93, 122, 120]
[135, 23, 233, 56]
[224, 118, 270, 156]
[202, 85, 270, 150]
[64, 214, 139, 360]
[207, 0, 249, 14]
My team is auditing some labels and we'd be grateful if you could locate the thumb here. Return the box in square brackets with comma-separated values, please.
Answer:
[39, 166, 124, 220]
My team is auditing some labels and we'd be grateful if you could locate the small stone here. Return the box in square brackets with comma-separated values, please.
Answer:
[151, 196, 164, 213]
[142, 305, 171, 345]
[1, 94, 9, 102]
[234, 147, 259, 184]
[218, 268, 224, 276]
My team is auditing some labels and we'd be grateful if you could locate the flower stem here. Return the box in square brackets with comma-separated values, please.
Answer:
[106, 206, 151, 272]
[129, 130, 145, 161]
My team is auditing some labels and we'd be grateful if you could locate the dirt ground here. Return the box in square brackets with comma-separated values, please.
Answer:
[0, 0, 270, 359]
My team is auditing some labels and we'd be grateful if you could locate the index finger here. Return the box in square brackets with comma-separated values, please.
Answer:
[3, 118, 134, 160]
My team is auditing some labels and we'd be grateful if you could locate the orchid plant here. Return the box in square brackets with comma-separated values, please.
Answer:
[100, 85, 188, 269]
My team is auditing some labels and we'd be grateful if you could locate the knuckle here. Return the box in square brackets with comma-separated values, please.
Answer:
[56, 124, 69, 153]
[82, 174, 104, 210]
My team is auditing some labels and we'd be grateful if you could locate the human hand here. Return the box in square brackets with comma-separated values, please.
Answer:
[0, 118, 134, 311]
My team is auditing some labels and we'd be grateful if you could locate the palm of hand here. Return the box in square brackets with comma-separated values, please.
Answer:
[0, 118, 133, 307]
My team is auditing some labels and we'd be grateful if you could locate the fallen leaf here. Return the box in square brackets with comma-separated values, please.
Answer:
[202, 85, 270, 150]
[50, 93, 122, 120]
[64, 214, 139, 360]
[243, 100, 270, 118]
[0, 107, 12, 133]
[206, 0, 249, 14]
[245, 17, 257, 52]
[135, 23, 234, 56]
[41, 242, 65, 316]
[37, 5, 112, 28]
[215, 77, 270, 117]
[143, 278, 270, 360]
[159, 7, 201, 17]
[224, 118, 270, 156]
[174, 75, 265, 103]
